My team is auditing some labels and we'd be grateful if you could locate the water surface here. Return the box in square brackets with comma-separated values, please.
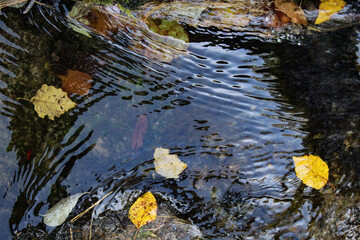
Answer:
[0, 3, 359, 239]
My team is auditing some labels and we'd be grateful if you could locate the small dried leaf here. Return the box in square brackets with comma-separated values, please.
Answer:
[292, 154, 329, 189]
[43, 192, 87, 227]
[274, 0, 308, 25]
[154, 147, 187, 179]
[315, 0, 346, 24]
[30, 84, 77, 120]
[128, 191, 157, 229]
[58, 69, 92, 95]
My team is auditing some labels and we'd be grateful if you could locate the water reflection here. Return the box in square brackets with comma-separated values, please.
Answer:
[2, 2, 355, 239]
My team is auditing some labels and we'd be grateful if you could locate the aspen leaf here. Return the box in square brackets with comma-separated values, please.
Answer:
[30, 84, 77, 120]
[128, 191, 157, 229]
[154, 147, 187, 179]
[43, 192, 87, 227]
[292, 154, 329, 189]
[58, 69, 92, 95]
[315, 0, 346, 24]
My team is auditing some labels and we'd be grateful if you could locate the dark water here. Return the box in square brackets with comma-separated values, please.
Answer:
[0, 2, 359, 239]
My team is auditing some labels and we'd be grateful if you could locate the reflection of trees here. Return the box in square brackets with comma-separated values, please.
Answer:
[257, 21, 360, 238]
[0, 5, 199, 235]
[267, 27, 360, 186]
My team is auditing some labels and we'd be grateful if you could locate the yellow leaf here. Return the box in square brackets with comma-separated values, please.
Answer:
[128, 191, 157, 229]
[30, 84, 77, 120]
[292, 154, 329, 189]
[154, 147, 187, 179]
[315, 0, 346, 24]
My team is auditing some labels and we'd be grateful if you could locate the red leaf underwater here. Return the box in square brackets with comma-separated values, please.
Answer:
[131, 114, 148, 150]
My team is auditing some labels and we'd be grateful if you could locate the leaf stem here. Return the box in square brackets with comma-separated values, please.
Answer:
[328, 181, 336, 191]
[132, 227, 139, 240]
[16, 97, 32, 103]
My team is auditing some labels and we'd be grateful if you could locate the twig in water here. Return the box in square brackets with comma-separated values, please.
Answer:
[0, 0, 28, 9]
[70, 191, 113, 223]
[23, 0, 35, 14]
[69, 224, 73, 240]
[142, 3, 165, 22]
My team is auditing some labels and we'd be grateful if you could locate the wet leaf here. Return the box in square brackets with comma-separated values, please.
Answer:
[154, 147, 187, 179]
[292, 154, 329, 189]
[131, 114, 148, 150]
[128, 191, 157, 229]
[58, 69, 93, 96]
[315, 0, 346, 24]
[30, 84, 77, 120]
[274, 0, 308, 25]
[43, 192, 87, 227]
[146, 19, 189, 43]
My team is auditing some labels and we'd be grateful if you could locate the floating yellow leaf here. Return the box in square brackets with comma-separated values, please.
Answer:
[154, 147, 187, 179]
[30, 84, 77, 120]
[128, 191, 157, 229]
[292, 154, 329, 189]
[315, 0, 346, 24]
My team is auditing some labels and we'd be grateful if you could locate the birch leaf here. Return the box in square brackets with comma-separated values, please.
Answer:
[30, 84, 77, 120]
[128, 191, 157, 229]
[315, 0, 346, 24]
[154, 147, 187, 179]
[43, 192, 87, 227]
[292, 154, 329, 189]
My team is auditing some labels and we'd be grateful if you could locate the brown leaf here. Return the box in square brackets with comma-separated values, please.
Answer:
[86, 8, 120, 37]
[58, 70, 92, 96]
[274, 0, 308, 25]
[131, 114, 148, 150]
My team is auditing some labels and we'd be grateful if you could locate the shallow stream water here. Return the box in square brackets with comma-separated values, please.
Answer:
[0, 2, 360, 239]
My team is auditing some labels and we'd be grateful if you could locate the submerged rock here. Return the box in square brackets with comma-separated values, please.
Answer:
[72, 208, 202, 240]
[14, 206, 203, 240]
[310, 194, 360, 239]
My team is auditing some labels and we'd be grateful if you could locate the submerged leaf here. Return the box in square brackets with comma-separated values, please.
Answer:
[154, 147, 187, 179]
[146, 19, 189, 43]
[43, 192, 87, 227]
[128, 191, 157, 229]
[292, 154, 329, 189]
[131, 114, 148, 150]
[58, 69, 93, 95]
[30, 84, 77, 120]
[315, 0, 346, 24]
